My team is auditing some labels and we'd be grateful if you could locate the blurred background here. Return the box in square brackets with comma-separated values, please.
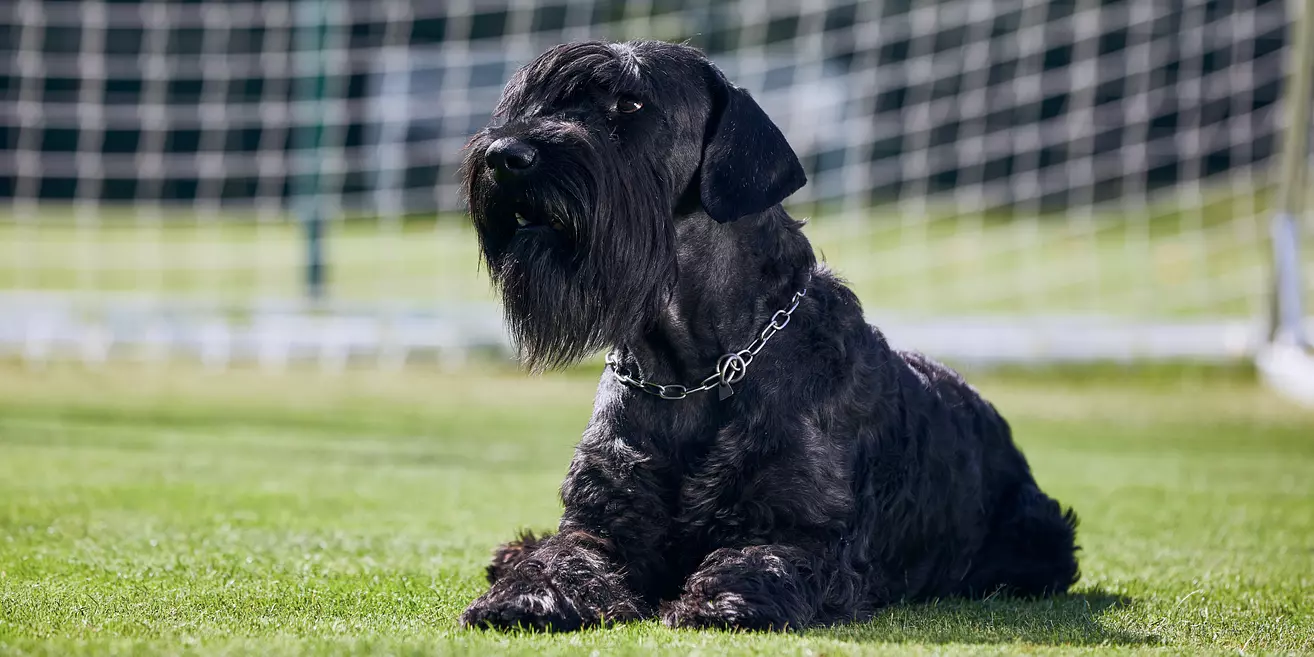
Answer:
[0, 0, 1311, 369]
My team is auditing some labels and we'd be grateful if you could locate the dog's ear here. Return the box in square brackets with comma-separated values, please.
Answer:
[699, 70, 806, 223]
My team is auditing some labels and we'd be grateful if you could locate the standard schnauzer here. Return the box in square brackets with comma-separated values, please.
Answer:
[459, 40, 1079, 632]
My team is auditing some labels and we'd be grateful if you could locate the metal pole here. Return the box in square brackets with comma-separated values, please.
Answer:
[1270, 0, 1314, 344]
[295, 0, 329, 303]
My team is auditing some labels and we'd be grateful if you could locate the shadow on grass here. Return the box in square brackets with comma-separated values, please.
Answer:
[811, 589, 1153, 646]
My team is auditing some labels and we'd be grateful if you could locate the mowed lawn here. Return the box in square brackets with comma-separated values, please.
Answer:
[0, 362, 1311, 656]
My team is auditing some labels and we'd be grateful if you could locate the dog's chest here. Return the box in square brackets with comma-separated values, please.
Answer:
[657, 419, 852, 550]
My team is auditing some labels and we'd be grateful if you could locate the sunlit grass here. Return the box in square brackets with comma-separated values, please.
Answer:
[1, 362, 1312, 655]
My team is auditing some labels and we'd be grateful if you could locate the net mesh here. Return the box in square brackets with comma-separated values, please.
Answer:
[1, 0, 1310, 366]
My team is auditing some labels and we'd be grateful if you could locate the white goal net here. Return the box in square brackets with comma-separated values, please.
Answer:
[1, 0, 1310, 368]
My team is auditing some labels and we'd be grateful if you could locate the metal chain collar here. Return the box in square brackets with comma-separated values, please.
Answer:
[604, 287, 807, 401]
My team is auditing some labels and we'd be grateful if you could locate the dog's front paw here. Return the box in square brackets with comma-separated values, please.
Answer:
[460, 575, 584, 632]
[661, 591, 788, 631]
[661, 546, 813, 632]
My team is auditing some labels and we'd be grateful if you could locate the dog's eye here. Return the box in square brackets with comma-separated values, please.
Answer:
[616, 96, 644, 114]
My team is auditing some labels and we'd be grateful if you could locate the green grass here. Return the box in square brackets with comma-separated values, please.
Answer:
[5, 191, 1309, 317]
[1, 362, 1312, 655]
[0, 212, 491, 304]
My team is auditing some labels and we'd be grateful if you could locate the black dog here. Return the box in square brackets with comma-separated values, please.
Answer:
[459, 40, 1078, 632]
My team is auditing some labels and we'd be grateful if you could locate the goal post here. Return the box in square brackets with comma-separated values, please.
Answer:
[1257, 0, 1314, 404]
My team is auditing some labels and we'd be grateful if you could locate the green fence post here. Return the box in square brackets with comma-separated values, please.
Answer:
[295, 0, 330, 303]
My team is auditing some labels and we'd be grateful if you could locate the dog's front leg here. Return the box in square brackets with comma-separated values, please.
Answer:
[461, 424, 667, 632]
[661, 544, 835, 631]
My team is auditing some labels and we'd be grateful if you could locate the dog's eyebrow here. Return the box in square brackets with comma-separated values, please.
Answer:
[609, 43, 644, 83]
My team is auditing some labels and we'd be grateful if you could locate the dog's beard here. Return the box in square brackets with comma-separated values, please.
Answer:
[463, 136, 677, 372]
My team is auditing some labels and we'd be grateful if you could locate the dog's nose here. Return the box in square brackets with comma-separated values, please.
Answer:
[485, 138, 538, 175]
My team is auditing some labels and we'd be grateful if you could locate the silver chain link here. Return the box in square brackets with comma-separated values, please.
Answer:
[604, 287, 807, 400]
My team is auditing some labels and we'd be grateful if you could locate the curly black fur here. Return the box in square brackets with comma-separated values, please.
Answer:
[459, 40, 1079, 633]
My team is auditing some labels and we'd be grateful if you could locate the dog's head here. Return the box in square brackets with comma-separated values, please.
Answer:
[462, 41, 805, 370]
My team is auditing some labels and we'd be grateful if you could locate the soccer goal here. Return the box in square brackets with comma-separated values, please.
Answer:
[0, 0, 1310, 381]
